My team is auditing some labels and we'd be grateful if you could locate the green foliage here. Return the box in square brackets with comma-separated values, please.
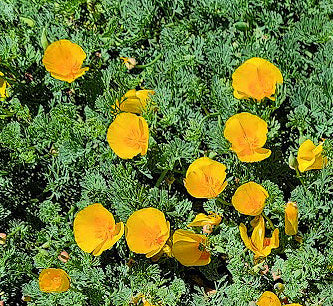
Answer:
[0, 0, 332, 305]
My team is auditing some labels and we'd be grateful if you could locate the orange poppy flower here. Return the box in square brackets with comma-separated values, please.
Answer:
[256, 291, 303, 306]
[184, 157, 227, 198]
[38, 268, 70, 293]
[285, 201, 298, 236]
[232, 57, 283, 101]
[42, 39, 89, 83]
[113, 89, 155, 114]
[125, 208, 170, 258]
[224, 112, 271, 162]
[0, 71, 9, 99]
[107, 112, 149, 159]
[172, 229, 211, 266]
[297, 139, 327, 172]
[232, 182, 268, 216]
[187, 213, 221, 234]
[73, 203, 124, 256]
[239, 215, 279, 259]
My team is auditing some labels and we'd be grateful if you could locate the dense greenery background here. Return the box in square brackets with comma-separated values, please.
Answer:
[0, 0, 332, 305]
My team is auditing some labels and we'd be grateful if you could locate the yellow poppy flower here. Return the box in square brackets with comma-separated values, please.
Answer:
[172, 229, 211, 266]
[285, 201, 298, 236]
[0, 71, 10, 99]
[232, 182, 268, 216]
[125, 207, 170, 258]
[113, 89, 155, 114]
[73, 203, 124, 256]
[224, 112, 271, 162]
[232, 57, 283, 101]
[187, 213, 221, 228]
[297, 139, 327, 172]
[38, 268, 70, 293]
[184, 157, 227, 198]
[42, 39, 89, 83]
[107, 112, 149, 159]
[256, 291, 281, 306]
[239, 215, 279, 259]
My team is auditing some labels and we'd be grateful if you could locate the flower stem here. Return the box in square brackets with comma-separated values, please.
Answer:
[216, 197, 232, 206]
[136, 53, 163, 69]
[155, 169, 168, 187]
[262, 212, 274, 230]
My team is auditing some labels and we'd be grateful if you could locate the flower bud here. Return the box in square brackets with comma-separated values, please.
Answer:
[58, 251, 70, 263]
[285, 201, 298, 235]
[0, 233, 7, 245]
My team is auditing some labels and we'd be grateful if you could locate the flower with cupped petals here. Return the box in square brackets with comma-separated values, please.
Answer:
[42, 39, 89, 83]
[232, 57, 283, 101]
[239, 215, 279, 259]
[184, 157, 227, 198]
[73, 203, 124, 256]
[172, 229, 211, 266]
[107, 113, 149, 159]
[38, 268, 70, 293]
[0, 71, 10, 99]
[297, 139, 327, 172]
[187, 213, 221, 234]
[256, 291, 303, 306]
[125, 208, 170, 258]
[232, 182, 268, 216]
[113, 89, 155, 114]
[224, 112, 271, 162]
[285, 201, 298, 236]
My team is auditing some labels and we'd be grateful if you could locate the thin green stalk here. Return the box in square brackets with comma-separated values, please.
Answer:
[136, 53, 163, 69]
[262, 212, 274, 230]
[155, 169, 168, 187]
[216, 197, 232, 206]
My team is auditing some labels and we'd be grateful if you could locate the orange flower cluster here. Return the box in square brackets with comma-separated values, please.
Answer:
[36, 45, 329, 302]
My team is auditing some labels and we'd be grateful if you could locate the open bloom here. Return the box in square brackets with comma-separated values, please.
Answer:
[73, 203, 124, 256]
[224, 112, 271, 162]
[113, 89, 155, 114]
[107, 113, 149, 159]
[297, 139, 327, 172]
[125, 208, 170, 258]
[172, 229, 211, 266]
[184, 157, 227, 198]
[38, 268, 70, 293]
[42, 39, 89, 83]
[232, 182, 268, 216]
[0, 71, 9, 99]
[232, 57, 283, 101]
[256, 291, 302, 306]
[187, 213, 221, 234]
[239, 215, 279, 259]
[285, 201, 298, 236]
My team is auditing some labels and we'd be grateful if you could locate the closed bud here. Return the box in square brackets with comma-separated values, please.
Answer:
[0, 233, 7, 245]
[285, 201, 298, 235]
[58, 251, 70, 263]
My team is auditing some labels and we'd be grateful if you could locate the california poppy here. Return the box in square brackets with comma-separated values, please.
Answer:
[239, 215, 279, 259]
[184, 157, 227, 198]
[232, 182, 268, 216]
[0, 71, 9, 99]
[113, 89, 155, 114]
[38, 268, 70, 293]
[107, 112, 149, 159]
[73, 203, 124, 256]
[187, 213, 221, 234]
[172, 229, 211, 266]
[256, 291, 303, 306]
[297, 139, 327, 172]
[232, 57, 283, 101]
[285, 201, 298, 236]
[42, 39, 89, 83]
[125, 208, 170, 258]
[224, 112, 271, 162]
